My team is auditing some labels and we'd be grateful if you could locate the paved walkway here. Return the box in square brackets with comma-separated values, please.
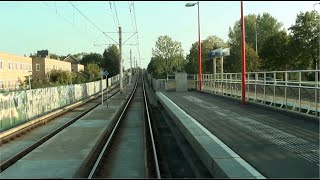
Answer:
[161, 91, 319, 178]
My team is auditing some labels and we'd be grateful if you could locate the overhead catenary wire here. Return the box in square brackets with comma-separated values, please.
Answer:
[42, 1, 81, 32]
[132, 2, 141, 67]
[113, 1, 120, 27]
[43, 1, 115, 45]
[108, 1, 118, 32]
[68, 1, 114, 44]
[128, 1, 136, 34]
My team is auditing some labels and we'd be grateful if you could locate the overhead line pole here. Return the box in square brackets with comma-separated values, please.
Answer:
[241, 1, 246, 105]
[119, 26, 123, 94]
[130, 49, 132, 84]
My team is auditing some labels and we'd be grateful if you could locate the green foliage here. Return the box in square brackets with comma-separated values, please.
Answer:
[185, 36, 227, 74]
[49, 54, 67, 60]
[102, 44, 119, 77]
[147, 56, 166, 78]
[48, 69, 73, 84]
[245, 44, 260, 72]
[151, 35, 185, 76]
[81, 53, 103, 66]
[260, 31, 292, 71]
[226, 12, 284, 72]
[224, 43, 260, 73]
[72, 71, 87, 84]
[256, 13, 284, 55]
[71, 52, 88, 61]
[288, 11, 320, 70]
[86, 63, 101, 81]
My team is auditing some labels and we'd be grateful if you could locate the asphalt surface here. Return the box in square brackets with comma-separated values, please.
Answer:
[162, 91, 319, 178]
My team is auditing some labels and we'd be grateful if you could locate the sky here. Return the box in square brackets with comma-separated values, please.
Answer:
[0, 1, 319, 69]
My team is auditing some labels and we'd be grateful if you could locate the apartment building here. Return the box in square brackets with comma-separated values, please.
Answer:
[63, 55, 84, 72]
[0, 52, 32, 90]
[32, 57, 71, 81]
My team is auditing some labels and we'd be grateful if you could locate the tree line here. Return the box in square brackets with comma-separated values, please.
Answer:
[147, 11, 319, 79]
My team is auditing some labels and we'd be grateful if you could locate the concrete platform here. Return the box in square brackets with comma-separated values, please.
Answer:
[156, 91, 319, 178]
[0, 80, 136, 178]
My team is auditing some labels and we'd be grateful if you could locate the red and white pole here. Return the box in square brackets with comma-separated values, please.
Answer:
[198, 1, 202, 92]
[241, 1, 246, 104]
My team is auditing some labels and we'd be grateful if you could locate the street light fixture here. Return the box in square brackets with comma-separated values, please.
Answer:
[185, 1, 202, 92]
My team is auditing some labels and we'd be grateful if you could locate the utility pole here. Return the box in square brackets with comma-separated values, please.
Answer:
[134, 56, 136, 75]
[130, 49, 132, 84]
[136, 57, 138, 74]
[119, 26, 123, 93]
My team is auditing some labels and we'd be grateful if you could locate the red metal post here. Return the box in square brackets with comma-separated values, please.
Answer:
[241, 1, 246, 104]
[198, 1, 202, 92]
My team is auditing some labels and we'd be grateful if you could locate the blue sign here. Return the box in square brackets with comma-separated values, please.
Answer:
[100, 70, 109, 77]
[208, 48, 230, 59]
[104, 70, 109, 77]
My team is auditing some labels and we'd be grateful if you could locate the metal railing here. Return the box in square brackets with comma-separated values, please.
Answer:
[198, 70, 319, 116]
[146, 70, 319, 116]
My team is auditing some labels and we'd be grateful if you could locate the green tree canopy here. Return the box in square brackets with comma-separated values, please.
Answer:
[227, 12, 283, 72]
[81, 53, 103, 66]
[102, 44, 120, 77]
[151, 35, 185, 76]
[185, 36, 227, 74]
[147, 56, 166, 78]
[288, 11, 320, 70]
[85, 63, 101, 81]
[260, 31, 292, 71]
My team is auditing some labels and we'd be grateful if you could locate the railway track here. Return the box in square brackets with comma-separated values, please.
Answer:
[1, 73, 212, 178]
[88, 75, 160, 178]
[0, 83, 122, 172]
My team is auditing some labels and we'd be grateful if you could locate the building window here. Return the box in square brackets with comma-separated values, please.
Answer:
[20, 63, 22, 70]
[0, 60, 2, 70]
[36, 64, 40, 71]
[29, 64, 32, 71]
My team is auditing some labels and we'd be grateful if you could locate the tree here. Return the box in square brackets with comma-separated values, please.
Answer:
[256, 13, 283, 55]
[72, 52, 88, 61]
[81, 53, 103, 67]
[49, 69, 73, 85]
[102, 45, 119, 77]
[85, 63, 100, 81]
[147, 56, 166, 78]
[227, 13, 283, 72]
[245, 44, 260, 72]
[49, 53, 67, 60]
[224, 43, 260, 73]
[260, 31, 292, 71]
[72, 71, 87, 84]
[288, 11, 320, 70]
[185, 36, 227, 74]
[151, 35, 185, 76]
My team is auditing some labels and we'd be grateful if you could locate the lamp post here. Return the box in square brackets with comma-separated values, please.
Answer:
[314, 3, 320, 71]
[186, 1, 202, 92]
[241, 1, 246, 105]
